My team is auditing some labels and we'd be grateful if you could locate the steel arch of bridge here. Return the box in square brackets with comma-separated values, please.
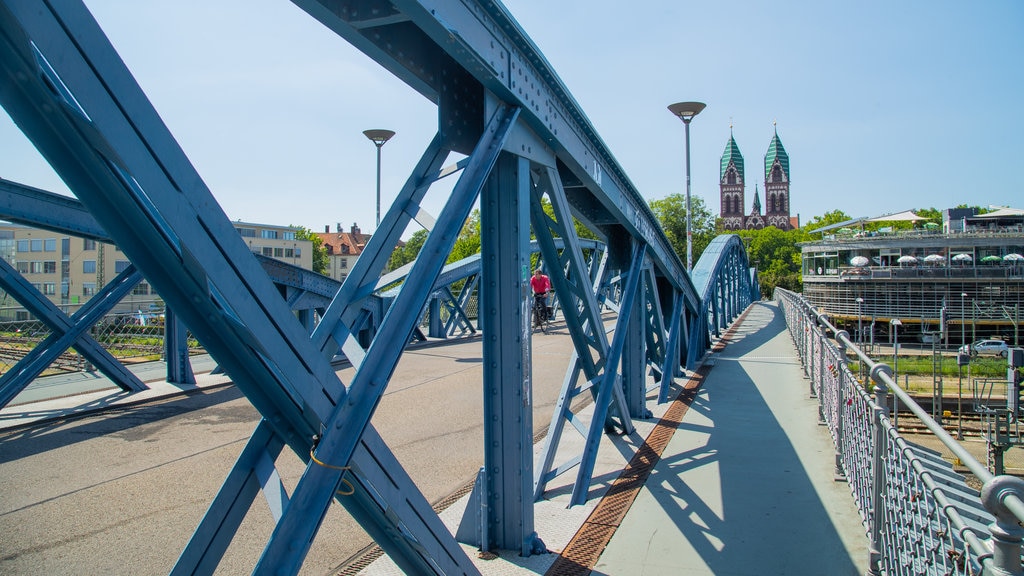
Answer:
[0, 1, 757, 573]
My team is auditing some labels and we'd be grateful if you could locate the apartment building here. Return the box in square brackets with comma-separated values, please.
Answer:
[0, 220, 311, 320]
[316, 222, 371, 283]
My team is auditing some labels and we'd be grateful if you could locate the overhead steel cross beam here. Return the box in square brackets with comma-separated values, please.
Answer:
[291, 0, 701, 315]
[0, 3, 479, 574]
[687, 234, 756, 367]
[0, 260, 147, 407]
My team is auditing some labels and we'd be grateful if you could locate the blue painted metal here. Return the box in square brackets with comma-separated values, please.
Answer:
[476, 151, 539, 554]
[254, 104, 519, 574]
[0, 3, 487, 573]
[686, 234, 757, 368]
[0, 258, 147, 406]
[570, 240, 647, 506]
[0, 0, 765, 571]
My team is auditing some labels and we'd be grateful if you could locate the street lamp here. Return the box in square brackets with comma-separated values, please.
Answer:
[961, 292, 967, 349]
[891, 318, 903, 384]
[855, 297, 864, 347]
[667, 101, 706, 272]
[958, 292, 969, 439]
[363, 129, 396, 229]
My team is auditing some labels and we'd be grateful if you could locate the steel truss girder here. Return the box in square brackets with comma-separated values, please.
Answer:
[0, 3, 496, 573]
[0, 259, 147, 407]
[255, 104, 520, 573]
[530, 165, 647, 503]
[686, 234, 756, 367]
[291, 0, 701, 316]
[570, 240, 647, 506]
[0, 177, 200, 385]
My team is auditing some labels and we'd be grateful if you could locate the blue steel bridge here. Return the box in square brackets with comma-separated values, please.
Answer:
[0, 2, 1022, 575]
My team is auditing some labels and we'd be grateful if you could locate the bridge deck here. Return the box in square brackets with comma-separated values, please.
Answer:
[359, 300, 869, 575]
[0, 301, 869, 575]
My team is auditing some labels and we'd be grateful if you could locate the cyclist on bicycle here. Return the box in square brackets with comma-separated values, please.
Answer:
[531, 267, 552, 325]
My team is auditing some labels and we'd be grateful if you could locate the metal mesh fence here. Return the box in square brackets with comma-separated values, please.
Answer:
[776, 288, 1023, 576]
[0, 308, 203, 378]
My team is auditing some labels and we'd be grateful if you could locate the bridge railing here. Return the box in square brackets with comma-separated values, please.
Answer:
[776, 287, 1024, 576]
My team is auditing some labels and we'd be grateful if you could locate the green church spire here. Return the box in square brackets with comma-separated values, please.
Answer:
[720, 130, 744, 181]
[764, 123, 789, 181]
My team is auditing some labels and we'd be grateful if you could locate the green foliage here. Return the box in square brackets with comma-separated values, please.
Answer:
[293, 226, 329, 275]
[386, 228, 429, 271]
[803, 209, 851, 232]
[448, 210, 481, 264]
[648, 194, 716, 264]
[734, 227, 808, 297]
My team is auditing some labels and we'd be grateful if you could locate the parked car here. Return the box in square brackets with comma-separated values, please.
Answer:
[959, 339, 1009, 358]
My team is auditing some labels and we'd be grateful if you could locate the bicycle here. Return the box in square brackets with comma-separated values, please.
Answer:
[533, 291, 550, 333]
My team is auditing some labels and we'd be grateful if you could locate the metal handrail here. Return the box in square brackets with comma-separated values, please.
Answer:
[775, 287, 1024, 575]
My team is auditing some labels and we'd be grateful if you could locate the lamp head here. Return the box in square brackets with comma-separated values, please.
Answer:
[668, 101, 706, 124]
[363, 129, 396, 147]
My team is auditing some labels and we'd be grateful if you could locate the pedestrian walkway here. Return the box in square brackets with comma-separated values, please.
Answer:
[0, 300, 870, 575]
[359, 300, 869, 575]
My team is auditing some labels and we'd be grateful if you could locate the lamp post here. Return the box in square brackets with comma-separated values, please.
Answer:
[961, 292, 967, 350]
[891, 318, 903, 383]
[667, 101, 706, 272]
[954, 289, 962, 436]
[856, 297, 864, 347]
[363, 129, 396, 229]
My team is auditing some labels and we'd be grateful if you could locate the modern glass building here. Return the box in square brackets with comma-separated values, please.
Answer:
[799, 208, 1024, 347]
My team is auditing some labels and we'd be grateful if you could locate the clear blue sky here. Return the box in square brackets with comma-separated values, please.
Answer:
[1, 0, 1021, 234]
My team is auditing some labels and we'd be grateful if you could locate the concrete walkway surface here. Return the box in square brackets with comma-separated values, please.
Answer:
[0, 300, 870, 575]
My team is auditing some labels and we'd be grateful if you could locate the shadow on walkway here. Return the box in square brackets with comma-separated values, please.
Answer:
[596, 301, 865, 575]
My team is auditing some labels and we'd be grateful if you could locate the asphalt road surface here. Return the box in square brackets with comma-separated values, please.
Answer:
[0, 326, 578, 575]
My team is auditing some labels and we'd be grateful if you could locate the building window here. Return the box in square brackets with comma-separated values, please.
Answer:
[82, 283, 96, 296]
[284, 248, 295, 258]
[261, 230, 279, 240]
[83, 239, 96, 250]
[16, 261, 28, 274]
[44, 238, 56, 252]
[31, 239, 42, 251]
[16, 239, 29, 252]
[340, 259, 348, 269]
[42, 282, 56, 295]
[29, 261, 43, 274]
[274, 247, 284, 257]
[132, 283, 149, 295]
[44, 261, 56, 274]
[83, 260, 96, 274]
[262, 247, 273, 257]
[283, 231, 296, 241]
[115, 260, 131, 273]
[237, 227, 256, 238]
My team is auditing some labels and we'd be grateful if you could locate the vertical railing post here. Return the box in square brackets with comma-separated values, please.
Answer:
[809, 318, 818, 397]
[833, 338, 848, 481]
[980, 476, 1024, 576]
[867, 364, 892, 576]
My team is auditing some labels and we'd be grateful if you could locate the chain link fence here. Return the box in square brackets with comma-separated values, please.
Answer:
[0, 303, 203, 378]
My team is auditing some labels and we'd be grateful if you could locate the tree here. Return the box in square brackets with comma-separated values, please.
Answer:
[803, 209, 851, 233]
[448, 210, 481, 264]
[648, 194, 717, 265]
[386, 228, 428, 271]
[735, 226, 806, 297]
[293, 226, 328, 276]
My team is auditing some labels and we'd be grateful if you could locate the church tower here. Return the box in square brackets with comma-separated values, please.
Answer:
[719, 130, 745, 231]
[746, 184, 765, 229]
[763, 124, 792, 230]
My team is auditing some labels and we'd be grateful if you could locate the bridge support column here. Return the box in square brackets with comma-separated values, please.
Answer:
[164, 309, 195, 385]
[477, 152, 542, 555]
[623, 268, 649, 419]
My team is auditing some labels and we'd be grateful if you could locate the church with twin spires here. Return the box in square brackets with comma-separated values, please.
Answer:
[719, 125, 796, 231]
